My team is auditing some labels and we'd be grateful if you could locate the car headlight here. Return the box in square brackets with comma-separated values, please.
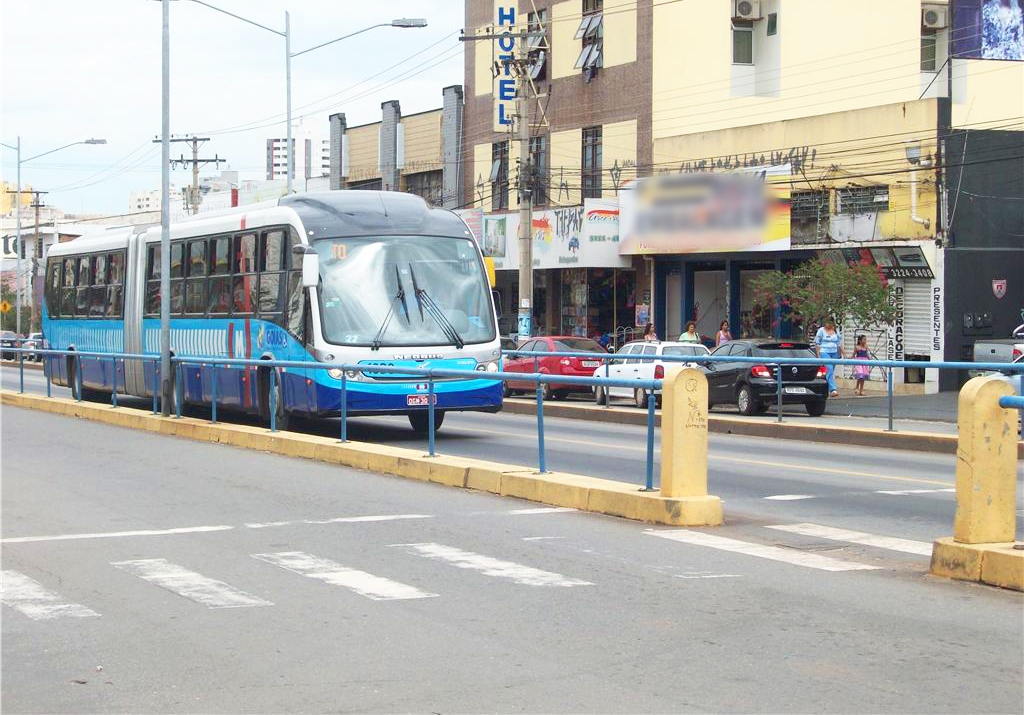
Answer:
[327, 368, 344, 379]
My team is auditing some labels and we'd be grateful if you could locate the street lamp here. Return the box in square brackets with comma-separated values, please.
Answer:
[185, 1, 426, 193]
[0, 137, 107, 334]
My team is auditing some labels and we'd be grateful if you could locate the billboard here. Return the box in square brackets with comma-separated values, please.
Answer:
[618, 167, 792, 255]
[953, 0, 1024, 61]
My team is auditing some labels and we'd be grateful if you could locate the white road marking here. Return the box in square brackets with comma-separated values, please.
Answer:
[675, 571, 742, 580]
[521, 536, 564, 541]
[244, 514, 432, 529]
[393, 542, 593, 587]
[2, 525, 233, 544]
[763, 494, 815, 501]
[645, 530, 881, 572]
[507, 507, 578, 515]
[1, 570, 101, 620]
[765, 523, 934, 557]
[111, 559, 272, 608]
[875, 488, 956, 496]
[252, 551, 438, 601]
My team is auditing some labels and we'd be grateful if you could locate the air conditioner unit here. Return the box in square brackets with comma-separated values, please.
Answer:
[733, 0, 762, 20]
[922, 5, 947, 29]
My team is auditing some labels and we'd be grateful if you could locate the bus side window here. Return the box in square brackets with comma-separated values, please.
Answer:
[89, 254, 107, 318]
[286, 271, 304, 338]
[184, 239, 207, 314]
[61, 258, 76, 318]
[46, 259, 62, 318]
[207, 236, 232, 316]
[75, 256, 91, 317]
[258, 229, 286, 320]
[232, 233, 257, 315]
[107, 252, 125, 319]
[145, 245, 160, 317]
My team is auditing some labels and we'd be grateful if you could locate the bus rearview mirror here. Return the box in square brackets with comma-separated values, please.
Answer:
[293, 245, 319, 288]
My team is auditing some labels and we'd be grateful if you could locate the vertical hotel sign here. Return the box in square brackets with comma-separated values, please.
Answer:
[492, 2, 518, 132]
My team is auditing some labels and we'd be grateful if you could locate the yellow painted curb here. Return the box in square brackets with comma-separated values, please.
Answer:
[0, 390, 722, 528]
[929, 537, 1024, 591]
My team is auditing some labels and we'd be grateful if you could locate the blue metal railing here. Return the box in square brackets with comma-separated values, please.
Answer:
[5, 346, 1021, 488]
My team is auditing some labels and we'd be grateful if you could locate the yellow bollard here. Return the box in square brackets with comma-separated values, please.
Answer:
[930, 376, 1023, 590]
[658, 367, 722, 525]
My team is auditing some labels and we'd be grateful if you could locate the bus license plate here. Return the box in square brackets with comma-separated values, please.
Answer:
[582, 360, 600, 368]
[407, 394, 437, 406]
[783, 386, 808, 395]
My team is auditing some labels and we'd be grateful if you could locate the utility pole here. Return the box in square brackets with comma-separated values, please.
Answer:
[30, 191, 48, 326]
[153, 135, 223, 214]
[160, 0, 171, 416]
[515, 30, 533, 339]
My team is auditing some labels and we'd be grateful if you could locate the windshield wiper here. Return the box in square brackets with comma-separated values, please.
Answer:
[371, 266, 410, 350]
[408, 263, 464, 349]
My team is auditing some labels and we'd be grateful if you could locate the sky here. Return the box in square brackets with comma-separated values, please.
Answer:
[1, 0, 465, 216]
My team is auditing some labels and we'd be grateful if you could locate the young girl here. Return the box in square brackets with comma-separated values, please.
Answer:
[852, 334, 871, 396]
[716, 320, 732, 347]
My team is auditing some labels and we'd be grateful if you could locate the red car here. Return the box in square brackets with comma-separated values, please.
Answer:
[502, 335, 606, 400]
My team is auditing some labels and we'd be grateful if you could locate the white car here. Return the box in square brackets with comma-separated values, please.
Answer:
[594, 340, 711, 408]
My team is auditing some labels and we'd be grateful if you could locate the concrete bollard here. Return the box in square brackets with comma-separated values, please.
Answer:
[658, 367, 723, 525]
[929, 376, 1023, 590]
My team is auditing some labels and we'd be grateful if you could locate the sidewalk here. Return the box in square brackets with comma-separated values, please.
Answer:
[826, 390, 958, 423]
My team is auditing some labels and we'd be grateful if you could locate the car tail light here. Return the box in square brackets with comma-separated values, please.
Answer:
[559, 358, 571, 366]
[1013, 348, 1022, 360]
[816, 366, 827, 378]
[750, 365, 772, 379]
[654, 364, 664, 379]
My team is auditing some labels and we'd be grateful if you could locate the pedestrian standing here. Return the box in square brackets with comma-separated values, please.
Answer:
[679, 321, 701, 343]
[642, 322, 658, 341]
[814, 318, 843, 397]
[716, 320, 732, 347]
[852, 334, 871, 396]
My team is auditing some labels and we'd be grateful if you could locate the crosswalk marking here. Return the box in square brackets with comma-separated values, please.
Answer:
[1, 570, 100, 620]
[645, 530, 881, 572]
[244, 514, 432, 529]
[393, 542, 593, 587]
[765, 523, 933, 556]
[251, 551, 438, 601]
[763, 494, 815, 501]
[111, 559, 272, 608]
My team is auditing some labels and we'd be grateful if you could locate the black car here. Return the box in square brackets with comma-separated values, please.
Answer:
[0, 331, 18, 360]
[703, 340, 828, 416]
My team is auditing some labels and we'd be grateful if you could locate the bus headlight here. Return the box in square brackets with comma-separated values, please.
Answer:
[327, 368, 344, 379]
[345, 369, 361, 380]
[475, 361, 499, 372]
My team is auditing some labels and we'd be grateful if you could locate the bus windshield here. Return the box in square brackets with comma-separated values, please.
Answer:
[314, 235, 496, 348]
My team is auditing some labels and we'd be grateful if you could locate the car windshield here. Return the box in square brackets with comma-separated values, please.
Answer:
[314, 235, 495, 347]
[553, 339, 603, 352]
[663, 345, 709, 357]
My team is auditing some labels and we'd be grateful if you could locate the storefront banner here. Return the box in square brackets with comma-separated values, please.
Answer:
[618, 166, 792, 255]
[455, 207, 484, 243]
[475, 200, 630, 270]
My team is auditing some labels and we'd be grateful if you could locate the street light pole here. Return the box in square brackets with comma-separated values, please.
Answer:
[285, 11, 292, 194]
[160, 0, 172, 415]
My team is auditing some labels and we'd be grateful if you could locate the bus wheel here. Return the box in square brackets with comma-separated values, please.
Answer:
[259, 367, 292, 432]
[409, 410, 444, 434]
[70, 357, 103, 402]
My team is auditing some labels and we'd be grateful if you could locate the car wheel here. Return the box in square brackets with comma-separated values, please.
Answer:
[594, 385, 607, 405]
[502, 381, 512, 398]
[737, 385, 758, 416]
[409, 410, 445, 433]
[552, 390, 568, 401]
[540, 382, 553, 401]
[805, 400, 827, 417]
[634, 387, 649, 408]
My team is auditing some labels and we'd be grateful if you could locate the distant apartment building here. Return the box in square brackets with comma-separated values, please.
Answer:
[128, 188, 165, 213]
[266, 129, 331, 183]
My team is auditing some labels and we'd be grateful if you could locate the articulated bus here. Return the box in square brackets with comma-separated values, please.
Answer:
[42, 191, 503, 432]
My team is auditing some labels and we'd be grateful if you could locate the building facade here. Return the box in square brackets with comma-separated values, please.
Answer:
[265, 127, 331, 183]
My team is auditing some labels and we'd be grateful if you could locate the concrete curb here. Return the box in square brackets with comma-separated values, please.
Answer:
[930, 538, 1024, 591]
[1, 360, 44, 372]
[0, 390, 722, 528]
[501, 398, 1024, 460]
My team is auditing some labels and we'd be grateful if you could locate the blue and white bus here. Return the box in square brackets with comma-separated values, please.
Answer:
[42, 191, 503, 432]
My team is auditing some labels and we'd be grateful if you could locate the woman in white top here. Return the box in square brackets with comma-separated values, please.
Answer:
[715, 320, 732, 347]
[679, 321, 701, 343]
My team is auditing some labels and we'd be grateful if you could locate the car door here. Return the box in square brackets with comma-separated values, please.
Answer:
[532, 339, 552, 384]
[707, 344, 737, 402]
[635, 344, 658, 389]
[725, 344, 751, 398]
[607, 344, 635, 398]
[505, 340, 534, 388]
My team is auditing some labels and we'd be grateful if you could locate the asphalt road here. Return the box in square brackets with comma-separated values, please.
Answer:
[3, 406, 1022, 714]
[4, 368, 1021, 546]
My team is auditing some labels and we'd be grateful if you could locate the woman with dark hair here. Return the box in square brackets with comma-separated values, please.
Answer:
[642, 322, 657, 341]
